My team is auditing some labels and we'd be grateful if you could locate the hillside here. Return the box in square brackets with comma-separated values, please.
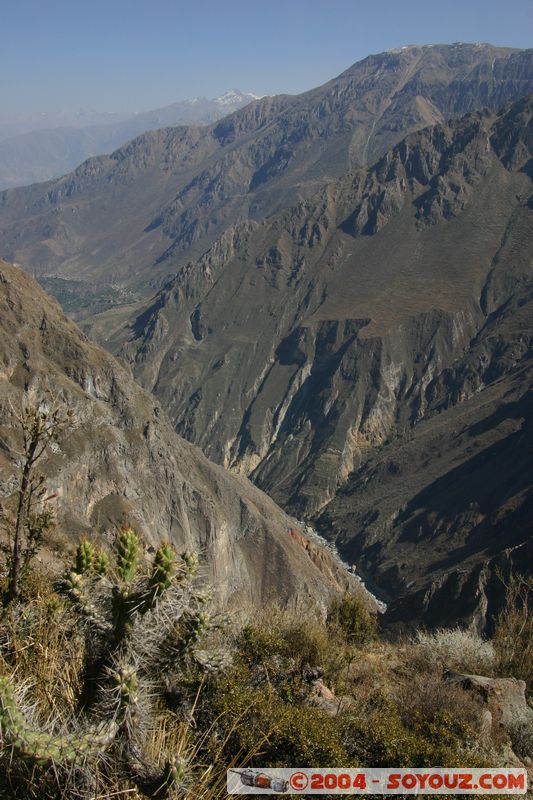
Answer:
[1, 44, 532, 317]
[1, 46, 531, 630]
[106, 96, 533, 501]
[0, 259, 361, 611]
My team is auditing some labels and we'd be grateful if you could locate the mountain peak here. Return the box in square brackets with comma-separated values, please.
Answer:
[215, 89, 262, 105]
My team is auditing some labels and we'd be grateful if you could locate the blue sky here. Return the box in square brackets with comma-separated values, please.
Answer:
[3, 0, 532, 114]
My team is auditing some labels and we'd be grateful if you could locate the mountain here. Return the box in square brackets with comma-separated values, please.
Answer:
[0, 259, 362, 611]
[1, 44, 532, 319]
[104, 94, 533, 502]
[91, 92, 532, 630]
[0, 91, 260, 190]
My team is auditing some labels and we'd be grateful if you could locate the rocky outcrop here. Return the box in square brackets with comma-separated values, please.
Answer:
[1, 53, 531, 632]
[317, 286, 533, 631]
[446, 672, 533, 767]
[0, 260, 368, 612]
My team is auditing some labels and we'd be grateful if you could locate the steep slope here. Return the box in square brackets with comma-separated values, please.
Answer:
[1, 44, 532, 317]
[0, 259, 362, 611]
[0, 91, 259, 190]
[317, 282, 533, 632]
[102, 95, 533, 523]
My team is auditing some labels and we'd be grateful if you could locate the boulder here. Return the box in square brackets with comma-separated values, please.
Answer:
[446, 672, 533, 767]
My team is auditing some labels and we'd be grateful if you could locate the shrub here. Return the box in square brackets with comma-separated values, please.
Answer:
[199, 665, 349, 769]
[235, 604, 350, 689]
[0, 396, 73, 604]
[327, 593, 378, 646]
[202, 609, 488, 781]
[413, 627, 496, 674]
[395, 671, 482, 731]
[0, 562, 504, 799]
[343, 692, 484, 769]
[493, 574, 533, 696]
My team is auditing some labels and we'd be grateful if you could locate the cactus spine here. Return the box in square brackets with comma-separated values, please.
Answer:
[93, 549, 109, 576]
[75, 540, 95, 575]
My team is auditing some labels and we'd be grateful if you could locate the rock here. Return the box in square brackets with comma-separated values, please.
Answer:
[446, 672, 533, 766]
[312, 680, 336, 702]
[302, 665, 324, 682]
[308, 679, 341, 716]
[446, 673, 533, 728]
[96, 93, 533, 631]
[2, 45, 532, 313]
[308, 679, 355, 717]
[2, 50, 533, 635]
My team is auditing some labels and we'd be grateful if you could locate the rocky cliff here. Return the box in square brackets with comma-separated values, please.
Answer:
[1, 48, 531, 630]
[0, 260, 363, 612]
[317, 282, 533, 632]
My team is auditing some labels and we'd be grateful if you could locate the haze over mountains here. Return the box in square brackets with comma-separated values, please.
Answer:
[0, 43, 532, 629]
[0, 90, 260, 189]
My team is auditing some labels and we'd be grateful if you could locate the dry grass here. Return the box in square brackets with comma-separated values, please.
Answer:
[394, 670, 484, 732]
[0, 585, 271, 800]
[234, 601, 355, 689]
[0, 582, 85, 728]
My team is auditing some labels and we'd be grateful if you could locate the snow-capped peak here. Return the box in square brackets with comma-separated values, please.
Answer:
[216, 89, 262, 106]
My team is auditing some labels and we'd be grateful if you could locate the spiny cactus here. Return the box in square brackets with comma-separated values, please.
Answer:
[182, 610, 211, 648]
[181, 551, 199, 577]
[93, 549, 109, 577]
[0, 528, 215, 799]
[75, 540, 95, 575]
[149, 544, 177, 594]
[73, 539, 109, 579]
[116, 527, 140, 584]
[0, 666, 136, 765]
[63, 568, 111, 633]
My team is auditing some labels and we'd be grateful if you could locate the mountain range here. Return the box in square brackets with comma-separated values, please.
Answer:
[1, 44, 532, 316]
[0, 43, 531, 629]
[0, 90, 259, 190]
